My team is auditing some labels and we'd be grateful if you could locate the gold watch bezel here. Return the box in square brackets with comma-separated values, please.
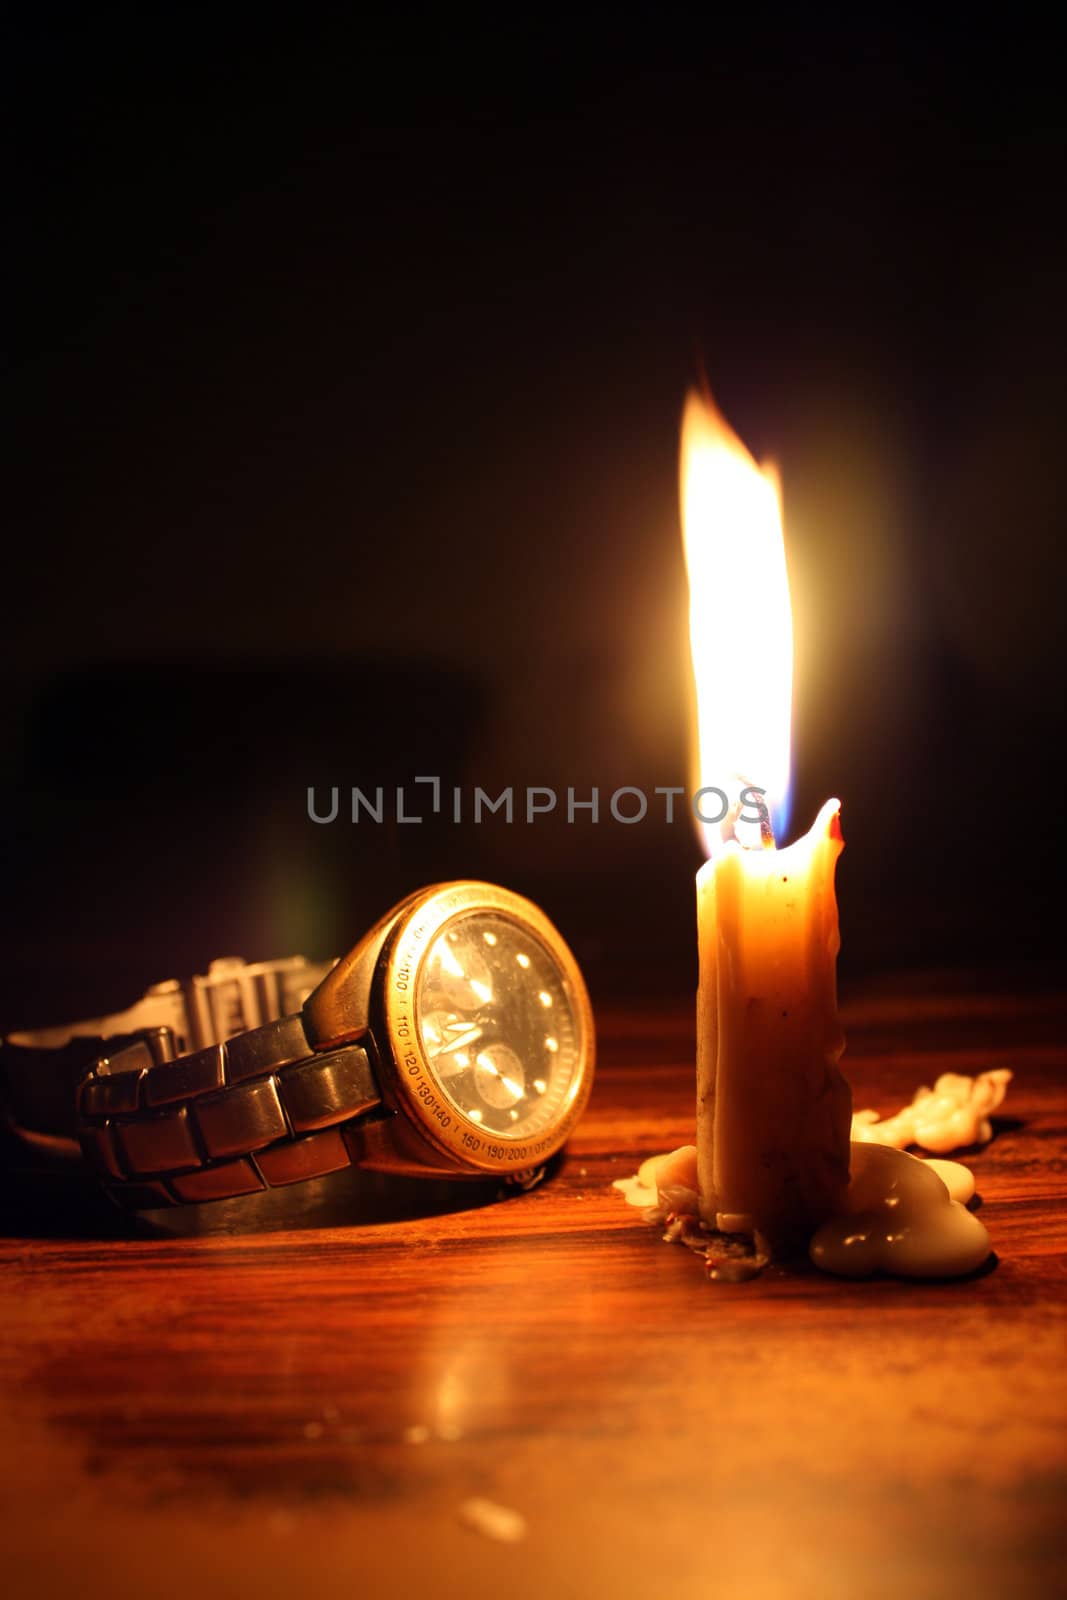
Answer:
[378, 881, 594, 1176]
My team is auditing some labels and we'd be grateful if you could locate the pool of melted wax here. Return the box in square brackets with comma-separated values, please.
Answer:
[809, 1143, 991, 1279]
[613, 1142, 991, 1281]
[612, 1148, 768, 1280]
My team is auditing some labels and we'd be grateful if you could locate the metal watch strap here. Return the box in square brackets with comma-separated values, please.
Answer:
[77, 1015, 382, 1207]
[2, 956, 385, 1209]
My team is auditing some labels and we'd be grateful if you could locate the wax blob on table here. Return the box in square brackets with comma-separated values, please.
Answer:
[612, 1145, 699, 1213]
[922, 1157, 976, 1204]
[809, 1143, 991, 1279]
[851, 1068, 1012, 1153]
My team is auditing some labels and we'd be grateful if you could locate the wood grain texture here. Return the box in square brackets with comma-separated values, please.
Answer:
[1, 976, 1065, 1600]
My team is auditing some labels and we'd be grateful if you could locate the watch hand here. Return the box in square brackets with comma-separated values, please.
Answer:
[432, 1024, 484, 1060]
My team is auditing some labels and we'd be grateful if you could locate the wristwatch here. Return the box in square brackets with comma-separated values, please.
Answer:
[0, 881, 595, 1209]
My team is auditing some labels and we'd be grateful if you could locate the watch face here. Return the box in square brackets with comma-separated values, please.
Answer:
[414, 912, 582, 1140]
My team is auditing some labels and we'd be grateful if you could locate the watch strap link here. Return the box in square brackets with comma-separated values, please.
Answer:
[77, 1013, 383, 1208]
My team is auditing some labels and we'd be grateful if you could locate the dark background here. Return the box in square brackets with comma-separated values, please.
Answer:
[4, 8, 1065, 1024]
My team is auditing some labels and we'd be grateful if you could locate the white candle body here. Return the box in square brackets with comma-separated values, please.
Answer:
[696, 797, 851, 1250]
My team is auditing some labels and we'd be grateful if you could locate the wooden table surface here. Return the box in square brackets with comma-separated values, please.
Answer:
[2, 976, 1065, 1600]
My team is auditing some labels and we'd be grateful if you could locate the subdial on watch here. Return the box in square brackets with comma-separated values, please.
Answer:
[471, 1044, 525, 1110]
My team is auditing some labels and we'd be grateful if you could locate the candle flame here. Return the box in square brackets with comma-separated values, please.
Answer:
[680, 389, 793, 855]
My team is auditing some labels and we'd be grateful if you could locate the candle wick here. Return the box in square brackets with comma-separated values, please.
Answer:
[720, 790, 777, 852]
[758, 804, 776, 851]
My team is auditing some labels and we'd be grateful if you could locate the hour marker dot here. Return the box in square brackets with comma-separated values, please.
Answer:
[469, 1108, 483, 1123]
[516, 953, 531, 969]
[545, 1037, 558, 1053]
[483, 931, 498, 946]
[538, 991, 552, 1008]
[533, 1079, 547, 1094]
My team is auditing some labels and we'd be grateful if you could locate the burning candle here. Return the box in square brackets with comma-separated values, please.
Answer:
[680, 391, 852, 1253]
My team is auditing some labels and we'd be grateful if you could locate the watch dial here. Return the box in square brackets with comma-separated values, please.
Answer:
[414, 912, 582, 1139]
